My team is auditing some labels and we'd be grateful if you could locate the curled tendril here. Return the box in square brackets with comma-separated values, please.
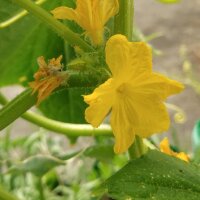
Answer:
[165, 103, 186, 124]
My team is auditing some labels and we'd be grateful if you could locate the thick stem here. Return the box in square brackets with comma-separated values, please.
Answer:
[0, 92, 112, 136]
[0, 71, 109, 131]
[12, 0, 93, 52]
[0, 89, 37, 131]
[114, 0, 134, 40]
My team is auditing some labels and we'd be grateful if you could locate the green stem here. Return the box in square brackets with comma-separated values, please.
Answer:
[114, 0, 134, 40]
[0, 71, 109, 131]
[0, 92, 112, 136]
[37, 178, 45, 200]
[22, 111, 112, 137]
[128, 136, 148, 159]
[12, 0, 93, 52]
[0, 89, 37, 131]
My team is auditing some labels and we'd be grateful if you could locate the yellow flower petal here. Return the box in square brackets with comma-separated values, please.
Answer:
[160, 137, 173, 155]
[106, 35, 152, 81]
[84, 78, 114, 127]
[105, 35, 130, 79]
[75, 0, 119, 32]
[176, 152, 190, 162]
[129, 41, 152, 74]
[111, 97, 135, 154]
[130, 72, 184, 100]
[129, 94, 170, 137]
[122, 72, 183, 136]
[51, 6, 77, 21]
[51, 0, 119, 45]
[100, 0, 119, 24]
[160, 137, 189, 162]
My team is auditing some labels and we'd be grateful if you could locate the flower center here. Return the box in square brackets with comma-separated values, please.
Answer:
[117, 83, 126, 94]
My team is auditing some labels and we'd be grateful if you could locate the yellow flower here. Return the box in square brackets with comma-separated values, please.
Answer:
[29, 55, 67, 105]
[83, 34, 184, 154]
[160, 137, 189, 162]
[51, 0, 119, 45]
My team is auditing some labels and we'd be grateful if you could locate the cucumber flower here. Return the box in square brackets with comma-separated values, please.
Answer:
[160, 137, 189, 162]
[51, 0, 119, 45]
[83, 34, 184, 154]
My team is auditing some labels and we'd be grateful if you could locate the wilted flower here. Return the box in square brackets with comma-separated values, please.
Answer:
[29, 55, 67, 105]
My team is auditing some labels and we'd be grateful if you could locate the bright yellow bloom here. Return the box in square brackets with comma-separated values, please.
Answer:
[29, 56, 67, 105]
[51, 0, 119, 45]
[83, 34, 184, 154]
[160, 137, 189, 162]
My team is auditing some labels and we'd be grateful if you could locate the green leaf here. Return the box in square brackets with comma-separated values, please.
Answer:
[0, 186, 19, 200]
[8, 155, 65, 177]
[84, 144, 115, 162]
[156, 0, 181, 3]
[55, 150, 81, 160]
[101, 150, 200, 200]
[43, 170, 59, 190]
[39, 87, 92, 123]
[0, 0, 64, 86]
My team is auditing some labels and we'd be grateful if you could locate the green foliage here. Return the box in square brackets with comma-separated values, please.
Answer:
[101, 150, 200, 200]
[0, 0, 90, 124]
[0, 186, 19, 200]
[0, 0, 64, 86]
[84, 144, 115, 163]
[39, 87, 91, 123]
[0, 129, 128, 200]
[8, 155, 65, 177]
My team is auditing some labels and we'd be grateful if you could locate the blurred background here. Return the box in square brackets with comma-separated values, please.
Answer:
[135, 0, 200, 150]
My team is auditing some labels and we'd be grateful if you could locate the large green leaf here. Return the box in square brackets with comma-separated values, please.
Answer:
[39, 87, 93, 123]
[0, 0, 64, 86]
[101, 150, 200, 200]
